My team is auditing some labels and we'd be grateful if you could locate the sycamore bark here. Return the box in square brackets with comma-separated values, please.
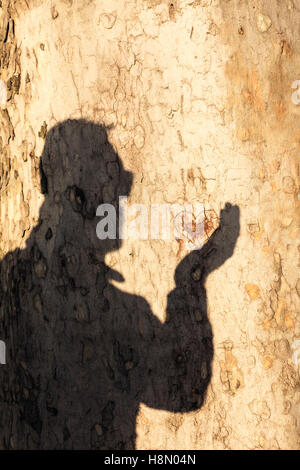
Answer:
[0, 0, 299, 450]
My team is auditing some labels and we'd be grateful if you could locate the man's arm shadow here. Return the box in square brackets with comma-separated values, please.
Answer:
[142, 203, 240, 412]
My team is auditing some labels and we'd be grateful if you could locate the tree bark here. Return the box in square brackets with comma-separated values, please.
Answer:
[0, 0, 299, 450]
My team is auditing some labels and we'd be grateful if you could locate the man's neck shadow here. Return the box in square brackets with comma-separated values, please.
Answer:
[0, 119, 240, 449]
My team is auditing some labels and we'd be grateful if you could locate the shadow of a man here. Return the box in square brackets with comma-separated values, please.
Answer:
[0, 120, 239, 449]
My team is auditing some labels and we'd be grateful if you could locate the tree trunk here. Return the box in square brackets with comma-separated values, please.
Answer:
[0, 0, 299, 450]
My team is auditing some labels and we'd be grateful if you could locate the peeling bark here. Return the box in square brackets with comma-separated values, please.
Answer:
[0, 0, 299, 450]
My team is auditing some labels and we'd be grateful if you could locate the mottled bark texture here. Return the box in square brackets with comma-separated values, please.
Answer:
[0, 0, 299, 450]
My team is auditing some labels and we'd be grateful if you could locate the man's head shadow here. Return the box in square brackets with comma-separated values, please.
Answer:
[34, 119, 133, 261]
